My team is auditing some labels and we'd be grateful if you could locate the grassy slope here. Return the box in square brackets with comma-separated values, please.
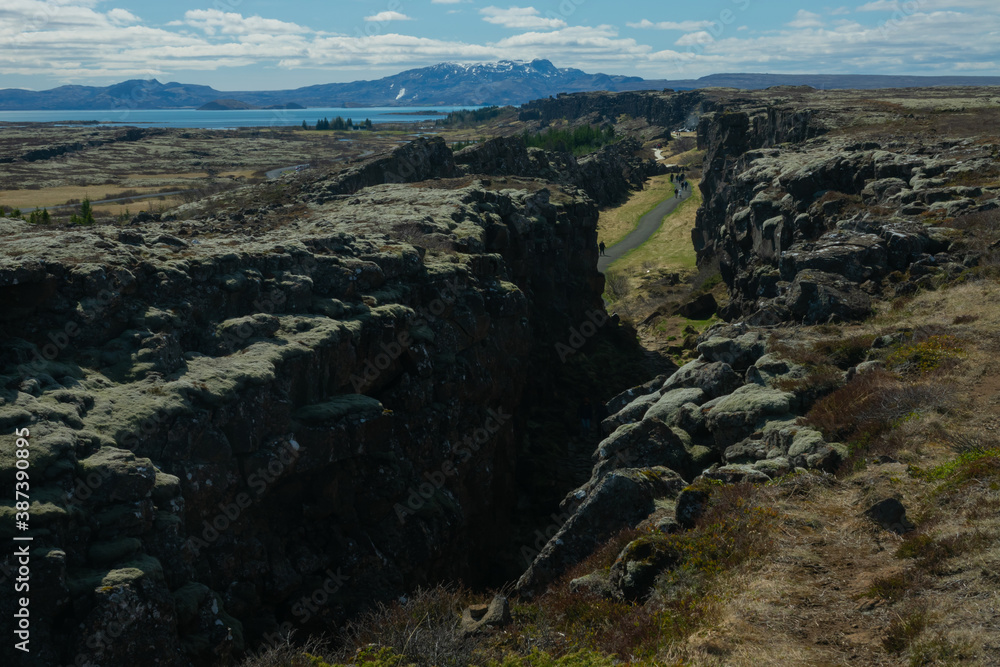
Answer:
[609, 178, 700, 275]
[597, 174, 676, 248]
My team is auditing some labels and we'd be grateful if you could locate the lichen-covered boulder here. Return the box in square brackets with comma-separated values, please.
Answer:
[785, 269, 873, 324]
[588, 419, 694, 487]
[705, 384, 795, 450]
[609, 535, 681, 601]
[702, 464, 772, 484]
[745, 353, 807, 388]
[644, 387, 707, 427]
[601, 391, 661, 433]
[605, 373, 671, 416]
[661, 359, 743, 399]
[696, 332, 768, 371]
[516, 467, 685, 594]
[78, 447, 157, 506]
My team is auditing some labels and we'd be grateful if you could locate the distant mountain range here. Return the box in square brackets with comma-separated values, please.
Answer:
[2, 60, 1000, 111]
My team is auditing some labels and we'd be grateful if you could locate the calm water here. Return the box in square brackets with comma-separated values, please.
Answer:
[0, 106, 480, 129]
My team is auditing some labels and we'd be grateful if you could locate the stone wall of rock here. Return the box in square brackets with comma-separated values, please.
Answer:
[516, 323, 851, 594]
[455, 135, 665, 207]
[692, 100, 996, 323]
[517, 90, 708, 129]
[0, 168, 607, 665]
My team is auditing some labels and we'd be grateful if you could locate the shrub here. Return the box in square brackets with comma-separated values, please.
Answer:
[604, 272, 631, 301]
[896, 530, 994, 575]
[882, 605, 928, 654]
[804, 370, 942, 461]
[489, 649, 616, 667]
[885, 335, 964, 375]
[333, 585, 475, 667]
[866, 572, 916, 602]
[523, 125, 617, 157]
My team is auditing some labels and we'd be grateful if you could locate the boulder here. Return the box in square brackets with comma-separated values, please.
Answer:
[724, 439, 768, 464]
[588, 419, 694, 487]
[516, 467, 685, 593]
[605, 373, 670, 416]
[609, 535, 681, 601]
[645, 387, 707, 427]
[705, 384, 795, 450]
[601, 391, 660, 433]
[697, 332, 768, 371]
[675, 483, 713, 529]
[786, 269, 873, 323]
[661, 359, 744, 399]
[569, 571, 613, 598]
[702, 464, 772, 484]
[865, 498, 915, 534]
[745, 353, 807, 388]
[461, 595, 512, 635]
[78, 447, 157, 506]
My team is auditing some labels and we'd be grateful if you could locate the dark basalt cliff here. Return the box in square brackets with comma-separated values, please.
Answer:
[691, 93, 998, 324]
[0, 138, 644, 666]
[517, 90, 710, 129]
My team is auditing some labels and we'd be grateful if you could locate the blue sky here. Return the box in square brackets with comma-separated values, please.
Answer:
[1, 0, 998, 91]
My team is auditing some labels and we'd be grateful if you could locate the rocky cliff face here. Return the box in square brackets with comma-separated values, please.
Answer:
[455, 135, 665, 207]
[691, 91, 998, 323]
[517, 90, 709, 130]
[0, 138, 622, 665]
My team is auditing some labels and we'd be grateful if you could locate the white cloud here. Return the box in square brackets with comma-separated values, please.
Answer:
[857, 0, 901, 10]
[627, 19, 715, 31]
[364, 11, 413, 22]
[106, 8, 140, 26]
[181, 10, 310, 36]
[481, 6, 566, 30]
[2, 0, 1000, 88]
[787, 10, 824, 28]
[674, 31, 713, 47]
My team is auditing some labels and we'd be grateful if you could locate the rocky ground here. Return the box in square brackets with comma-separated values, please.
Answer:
[2, 86, 1000, 667]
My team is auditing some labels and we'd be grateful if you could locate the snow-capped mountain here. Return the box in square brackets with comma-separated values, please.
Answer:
[0, 60, 646, 110]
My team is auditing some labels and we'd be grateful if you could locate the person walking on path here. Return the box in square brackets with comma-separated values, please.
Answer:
[599, 241, 606, 256]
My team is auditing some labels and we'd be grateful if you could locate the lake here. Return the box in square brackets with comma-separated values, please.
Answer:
[0, 106, 482, 129]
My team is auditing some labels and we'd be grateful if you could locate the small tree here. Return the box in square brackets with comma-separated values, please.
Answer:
[71, 198, 95, 225]
[301, 120, 308, 130]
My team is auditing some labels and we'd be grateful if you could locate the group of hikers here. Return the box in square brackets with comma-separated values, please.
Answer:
[596, 169, 690, 255]
[670, 171, 690, 198]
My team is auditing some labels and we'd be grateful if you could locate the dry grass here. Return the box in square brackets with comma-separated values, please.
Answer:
[597, 174, 676, 247]
[0, 184, 166, 209]
[613, 179, 701, 276]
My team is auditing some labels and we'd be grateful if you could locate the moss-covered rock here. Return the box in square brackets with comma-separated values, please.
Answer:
[293, 394, 384, 425]
[609, 534, 682, 601]
[78, 447, 157, 505]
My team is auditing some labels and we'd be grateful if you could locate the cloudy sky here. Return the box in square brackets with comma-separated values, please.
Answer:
[1, 0, 998, 91]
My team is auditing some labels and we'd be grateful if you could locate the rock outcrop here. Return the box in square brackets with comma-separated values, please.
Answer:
[691, 93, 994, 323]
[0, 136, 628, 665]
